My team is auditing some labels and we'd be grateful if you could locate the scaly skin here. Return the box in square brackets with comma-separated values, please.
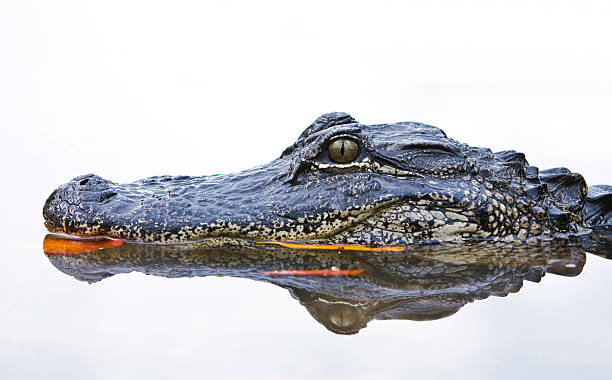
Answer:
[43, 112, 612, 245]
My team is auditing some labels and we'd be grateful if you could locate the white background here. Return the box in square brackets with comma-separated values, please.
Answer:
[1, 1, 611, 379]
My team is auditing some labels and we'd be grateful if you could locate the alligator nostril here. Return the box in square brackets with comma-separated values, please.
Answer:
[80, 179, 89, 186]
[99, 192, 117, 202]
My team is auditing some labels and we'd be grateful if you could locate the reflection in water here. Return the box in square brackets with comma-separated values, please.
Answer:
[43, 227, 611, 335]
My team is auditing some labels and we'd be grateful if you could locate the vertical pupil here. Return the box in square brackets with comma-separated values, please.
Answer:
[340, 141, 345, 157]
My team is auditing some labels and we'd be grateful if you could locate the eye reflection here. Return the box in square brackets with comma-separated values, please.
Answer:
[328, 138, 359, 164]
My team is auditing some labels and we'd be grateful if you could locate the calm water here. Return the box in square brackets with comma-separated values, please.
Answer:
[2, 218, 611, 379]
[41, 232, 612, 335]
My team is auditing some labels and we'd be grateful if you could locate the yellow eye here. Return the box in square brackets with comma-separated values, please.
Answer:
[328, 138, 359, 164]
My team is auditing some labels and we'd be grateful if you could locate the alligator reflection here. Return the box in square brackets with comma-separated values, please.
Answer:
[43, 228, 610, 335]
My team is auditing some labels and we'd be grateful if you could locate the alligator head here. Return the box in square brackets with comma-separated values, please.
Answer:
[43, 112, 611, 245]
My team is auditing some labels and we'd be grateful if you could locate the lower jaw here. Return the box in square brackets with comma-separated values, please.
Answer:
[42, 233, 407, 255]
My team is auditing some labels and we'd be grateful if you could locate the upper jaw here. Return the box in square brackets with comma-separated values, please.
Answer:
[43, 167, 467, 244]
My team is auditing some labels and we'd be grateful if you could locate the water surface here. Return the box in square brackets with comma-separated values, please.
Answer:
[2, 222, 611, 379]
[41, 231, 612, 335]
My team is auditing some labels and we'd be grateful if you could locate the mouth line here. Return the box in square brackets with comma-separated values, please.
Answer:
[43, 231, 241, 246]
[42, 232, 407, 257]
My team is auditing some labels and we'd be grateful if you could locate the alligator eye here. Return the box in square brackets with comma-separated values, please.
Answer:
[328, 138, 359, 164]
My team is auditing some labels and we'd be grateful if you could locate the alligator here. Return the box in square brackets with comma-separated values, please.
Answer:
[43, 112, 612, 246]
[43, 234, 604, 334]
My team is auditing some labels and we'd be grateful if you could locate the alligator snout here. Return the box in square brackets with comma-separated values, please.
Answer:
[43, 174, 117, 235]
